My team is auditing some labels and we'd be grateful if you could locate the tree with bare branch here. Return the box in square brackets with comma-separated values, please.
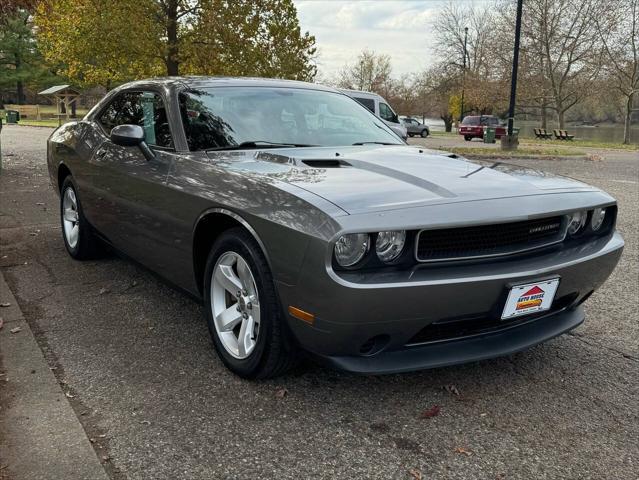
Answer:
[596, 0, 638, 144]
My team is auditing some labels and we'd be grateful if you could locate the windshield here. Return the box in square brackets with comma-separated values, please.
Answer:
[179, 87, 403, 151]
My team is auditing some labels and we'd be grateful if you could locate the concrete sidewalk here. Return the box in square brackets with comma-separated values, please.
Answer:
[0, 271, 108, 480]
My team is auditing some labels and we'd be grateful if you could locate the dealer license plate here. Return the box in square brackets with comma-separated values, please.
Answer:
[501, 278, 560, 319]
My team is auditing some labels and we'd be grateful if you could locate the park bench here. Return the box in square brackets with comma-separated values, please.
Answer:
[4, 104, 41, 120]
[553, 129, 575, 140]
[534, 128, 553, 139]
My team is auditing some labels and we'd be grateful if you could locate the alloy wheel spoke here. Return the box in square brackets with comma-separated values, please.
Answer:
[215, 263, 242, 295]
[68, 224, 79, 246]
[215, 304, 242, 332]
[64, 208, 79, 223]
[237, 257, 254, 295]
[250, 302, 260, 325]
[237, 315, 255, 358]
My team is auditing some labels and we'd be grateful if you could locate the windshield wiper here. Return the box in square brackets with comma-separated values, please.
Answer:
[351, 141, 396, 146]
[208, 141, 316, 151]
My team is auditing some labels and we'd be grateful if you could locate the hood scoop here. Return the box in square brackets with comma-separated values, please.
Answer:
[302, 159, 351, 168]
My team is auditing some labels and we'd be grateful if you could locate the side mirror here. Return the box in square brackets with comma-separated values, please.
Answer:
[110, 124, 144, 146]
[110, 124, 155, 161]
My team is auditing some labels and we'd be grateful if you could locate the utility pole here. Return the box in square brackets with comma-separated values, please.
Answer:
[504, 0, 524, 149]
[460, 27, 468, 123]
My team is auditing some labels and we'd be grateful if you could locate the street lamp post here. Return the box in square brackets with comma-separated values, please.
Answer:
[460, 26, 468, 123]
[503, 0, 524, 149]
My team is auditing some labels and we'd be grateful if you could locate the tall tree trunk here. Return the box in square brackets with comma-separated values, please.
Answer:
[165, 0, 179, 76]
[441, 114, 453, 132]
[15, 53, 24, 105]
[541, 101, 547, 129]
[558, 108, 565, 129]
[16, 81, 25, 105]
[623, 93, 633, 145]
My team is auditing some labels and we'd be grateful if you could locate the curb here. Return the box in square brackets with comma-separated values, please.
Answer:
[0, 271, 109, 480]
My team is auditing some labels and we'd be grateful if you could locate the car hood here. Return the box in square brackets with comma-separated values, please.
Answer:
[207, 145, 596, 215]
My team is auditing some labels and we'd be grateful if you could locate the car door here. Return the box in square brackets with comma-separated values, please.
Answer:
[406, 119, 418, 135]
[89, 90, 179, 272]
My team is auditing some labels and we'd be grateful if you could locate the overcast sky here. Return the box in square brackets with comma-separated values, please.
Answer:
[293, 0, 481, 79]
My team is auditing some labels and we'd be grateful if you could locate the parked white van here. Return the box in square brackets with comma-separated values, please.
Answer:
[339, 89, 408, 140]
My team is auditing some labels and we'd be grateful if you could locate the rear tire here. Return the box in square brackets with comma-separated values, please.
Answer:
[203, 228, 296, 379]
[60, 176, 104, 260]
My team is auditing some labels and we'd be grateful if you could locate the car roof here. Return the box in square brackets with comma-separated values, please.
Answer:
[338, 89, 384, 100]
[118, 76, 340, 93]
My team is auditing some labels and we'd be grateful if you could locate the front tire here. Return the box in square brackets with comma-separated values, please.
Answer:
[203, 228, 296, 379]
[60, 176, 103, 260]
[464, 135, 472, 141]
[420, 129, 429, 138]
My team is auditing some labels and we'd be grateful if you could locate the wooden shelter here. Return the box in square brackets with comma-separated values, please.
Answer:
[38, 85, 81, 123]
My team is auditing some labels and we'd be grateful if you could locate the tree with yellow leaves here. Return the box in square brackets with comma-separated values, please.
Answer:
[35, 0, 316, 89]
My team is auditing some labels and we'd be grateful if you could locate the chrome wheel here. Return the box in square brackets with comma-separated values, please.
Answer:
[62, 187, 80, 249]
[210, 251, 261, 359]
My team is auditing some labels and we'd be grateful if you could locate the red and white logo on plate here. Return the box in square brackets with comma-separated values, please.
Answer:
[502, 279, 560, 319]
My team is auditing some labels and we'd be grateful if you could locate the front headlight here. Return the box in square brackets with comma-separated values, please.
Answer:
[590, 207, 606, 231]
[334, 233, 369, 267]
[567, 210, 588, 235]
[375, 230, 406, 263]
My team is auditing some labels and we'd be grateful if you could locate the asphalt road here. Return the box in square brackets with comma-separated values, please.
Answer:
[1, 125, 637, 480]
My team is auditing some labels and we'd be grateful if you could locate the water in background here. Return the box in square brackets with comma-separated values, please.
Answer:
[420, 117, 639, 145]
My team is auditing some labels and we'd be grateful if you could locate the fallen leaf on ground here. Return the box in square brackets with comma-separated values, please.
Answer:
[454, 446, 472, 456]
[101, 455, 110, 462]
[0, 318, 3, 330]
[419, 405, 441, 419]
[98, 288, 109, 295]
[65, 392, 75, 398]
[444, 384, 460, 396]
[408, 468, 422, 480]
[10, 327, 21, 334]
[275, 387, 288, 398]
[36, 202, 45, 206]
[0, 303, 10, 308]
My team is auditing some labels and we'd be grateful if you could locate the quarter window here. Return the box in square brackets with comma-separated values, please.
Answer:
[99, 91, 173, 148]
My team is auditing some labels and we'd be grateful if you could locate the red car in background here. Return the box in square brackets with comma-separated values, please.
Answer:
[458, 115, 506, 141]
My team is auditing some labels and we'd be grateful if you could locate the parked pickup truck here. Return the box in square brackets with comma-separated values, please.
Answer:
[458, 115, 506, 141]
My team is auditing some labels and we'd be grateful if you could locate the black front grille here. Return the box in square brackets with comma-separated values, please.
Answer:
[416, 216, 564, 262]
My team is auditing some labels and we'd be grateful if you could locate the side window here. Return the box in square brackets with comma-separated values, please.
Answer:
[353, 97, 375, 113]
[99, 91, 173, 148]
[379, 103, 397, 123]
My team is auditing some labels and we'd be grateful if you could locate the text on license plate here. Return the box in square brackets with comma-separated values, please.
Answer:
[501, 278, 560, 319]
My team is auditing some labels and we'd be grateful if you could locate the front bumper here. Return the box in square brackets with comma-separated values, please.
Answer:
[277, 232, 623, 373]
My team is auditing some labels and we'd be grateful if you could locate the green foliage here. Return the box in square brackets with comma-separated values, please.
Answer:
[35, 0, 317, 88]
[185, 0, 316, 80]
[0, 9, 59, 103]
[35, 0, 164, 88]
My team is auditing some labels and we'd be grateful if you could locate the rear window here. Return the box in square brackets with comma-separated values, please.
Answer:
[461, 116, 480, 125]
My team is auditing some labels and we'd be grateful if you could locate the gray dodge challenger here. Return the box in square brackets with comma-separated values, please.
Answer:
[47, 77, 624, 378]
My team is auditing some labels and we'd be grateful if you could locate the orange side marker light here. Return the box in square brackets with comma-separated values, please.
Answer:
[288, 306, 315, 325]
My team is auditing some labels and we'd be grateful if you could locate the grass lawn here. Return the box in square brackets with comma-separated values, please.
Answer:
[520, 137, 638, 151]
[448, 146, 586, 157]
[4, 119, 61, 127]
